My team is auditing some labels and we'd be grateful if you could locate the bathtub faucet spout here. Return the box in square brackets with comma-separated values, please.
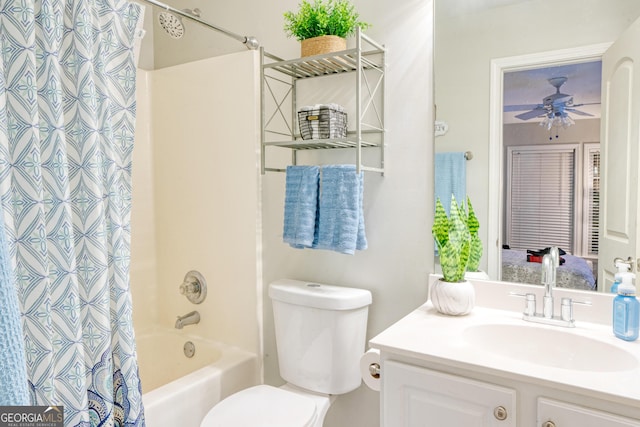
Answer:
[175, 310, 200, 329]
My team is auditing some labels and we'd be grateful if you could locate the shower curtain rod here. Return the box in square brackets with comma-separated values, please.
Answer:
[139, 0, 259, 49]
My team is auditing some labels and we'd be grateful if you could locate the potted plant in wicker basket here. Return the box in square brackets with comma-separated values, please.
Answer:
[431, 195, 476, 315]
[284, 0, 370, 57]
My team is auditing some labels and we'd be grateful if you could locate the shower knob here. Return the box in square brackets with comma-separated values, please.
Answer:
[180, 280, 199, 295]
[179, 270, 207, 304]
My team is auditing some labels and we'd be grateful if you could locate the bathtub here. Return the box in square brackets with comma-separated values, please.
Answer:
[137, 328, 258, 427]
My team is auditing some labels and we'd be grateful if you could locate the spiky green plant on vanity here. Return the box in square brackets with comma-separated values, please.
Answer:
[431, 195, 476, 315]
[465, 197, 483, 273]
[433, 195, 470, 282]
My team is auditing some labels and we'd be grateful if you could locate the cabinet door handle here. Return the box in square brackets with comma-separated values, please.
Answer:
[542, 421, 556, 427]
[494, 406, 508, 421]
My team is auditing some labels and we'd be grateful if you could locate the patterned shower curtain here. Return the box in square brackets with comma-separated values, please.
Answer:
[0, 0, 145, 425]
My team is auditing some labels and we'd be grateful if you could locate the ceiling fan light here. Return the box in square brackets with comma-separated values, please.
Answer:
[539, 116, 554, 131]
[561, 115, 575, 129]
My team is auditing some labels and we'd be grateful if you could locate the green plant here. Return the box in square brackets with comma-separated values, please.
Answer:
[465, 196, 483, 272]
[283, 0, 371, 41]
[433, 195, 471, 283]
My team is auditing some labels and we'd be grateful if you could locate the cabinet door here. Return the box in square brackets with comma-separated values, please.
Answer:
[382, 360, 516, 427]
[538, 398, 640, 427]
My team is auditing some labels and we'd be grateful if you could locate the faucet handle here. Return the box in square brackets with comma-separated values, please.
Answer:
[510, 292, 536, 316]
[180, 278, 200, 295]
[179, 270, 207, 304]
[560, 297, 592, 322]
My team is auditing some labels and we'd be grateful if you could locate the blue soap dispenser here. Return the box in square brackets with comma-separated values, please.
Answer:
[613, 272, 639, 341]
[611, 261, 631, 293]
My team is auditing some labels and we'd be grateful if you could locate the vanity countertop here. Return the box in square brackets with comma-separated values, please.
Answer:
[369, 301, 640, 407]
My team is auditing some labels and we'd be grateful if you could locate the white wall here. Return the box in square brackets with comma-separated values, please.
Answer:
[130, 51, 262, 360]
[435, 0, 640, 273]
[504, 119, 600, 148]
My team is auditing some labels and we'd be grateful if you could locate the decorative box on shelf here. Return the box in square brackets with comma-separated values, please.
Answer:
[298, 104, 347, 140]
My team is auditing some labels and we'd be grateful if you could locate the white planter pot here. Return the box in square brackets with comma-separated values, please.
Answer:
[430, 279, 475, 316]
[465, 270, 490, 280]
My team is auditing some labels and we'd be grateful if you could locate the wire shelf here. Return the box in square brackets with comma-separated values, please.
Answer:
[260, 29, 386, 174]
[263, 137, 380, 150]
[264, 49, 384, 79]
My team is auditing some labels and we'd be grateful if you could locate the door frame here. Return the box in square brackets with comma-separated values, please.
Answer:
[487, 43, 611, 280]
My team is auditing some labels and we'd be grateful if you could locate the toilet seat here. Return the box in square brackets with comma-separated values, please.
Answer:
[200, 385, 318, 427]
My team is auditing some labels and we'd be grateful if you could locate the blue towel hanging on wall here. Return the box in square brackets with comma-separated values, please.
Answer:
[282, 165, 366, 255]
[434, 152, 466, 255]
[435, 152, 467, 212]
[315, 165, 367, 255]
[283, 166, 320, 248]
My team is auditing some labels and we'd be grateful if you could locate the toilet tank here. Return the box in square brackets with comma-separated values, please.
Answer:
[269, 279, 372, 395]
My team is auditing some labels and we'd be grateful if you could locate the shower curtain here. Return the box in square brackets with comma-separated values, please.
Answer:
[0, 0, 145, 425]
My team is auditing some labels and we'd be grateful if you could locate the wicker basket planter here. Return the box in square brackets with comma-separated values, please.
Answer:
[301, 35, 347, 57]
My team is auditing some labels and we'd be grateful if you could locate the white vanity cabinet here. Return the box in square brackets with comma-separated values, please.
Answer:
[381, 358, 640, 427]
[383, 360, 516, 427]
[537, 398, 640, 427]
[370, 299, 640, 427]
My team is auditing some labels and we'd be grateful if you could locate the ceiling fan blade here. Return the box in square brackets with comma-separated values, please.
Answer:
[504, 104, 542, 112]
[515, 108, 547, 121]
[566, 108, 594, 117]
[568, 102, 601, 107]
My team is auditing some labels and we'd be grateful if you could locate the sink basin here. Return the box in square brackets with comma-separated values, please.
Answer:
[463, 323, 638, 372]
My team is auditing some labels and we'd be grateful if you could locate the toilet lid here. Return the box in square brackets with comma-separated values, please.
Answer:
[201, 385, 318, 427]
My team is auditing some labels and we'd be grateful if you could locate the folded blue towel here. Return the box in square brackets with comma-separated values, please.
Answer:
[315, 165, 367, 255]
[0, 211, 30, 405]
[435, 152, 466, 213]
[283, 166, 320, 248]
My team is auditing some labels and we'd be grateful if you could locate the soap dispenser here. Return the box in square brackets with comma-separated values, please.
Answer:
[613, 272, 639, 341]
[611, 261, 631, 294]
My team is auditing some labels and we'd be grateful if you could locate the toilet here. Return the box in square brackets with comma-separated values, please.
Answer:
[200, 278, 372, 427]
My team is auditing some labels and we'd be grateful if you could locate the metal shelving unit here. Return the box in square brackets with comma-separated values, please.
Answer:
[260, 29, 386, 175]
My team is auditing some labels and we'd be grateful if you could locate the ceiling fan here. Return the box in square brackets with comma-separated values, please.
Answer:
[504, 76, 598, 123]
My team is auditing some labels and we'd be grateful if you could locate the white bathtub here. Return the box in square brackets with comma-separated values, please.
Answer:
[137, 328, 258, 427]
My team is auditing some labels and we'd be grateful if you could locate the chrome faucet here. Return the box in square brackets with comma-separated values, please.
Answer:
[511, 247, 591, 328]
[541, 249, 558, 319]
[175, 310, 200, 329]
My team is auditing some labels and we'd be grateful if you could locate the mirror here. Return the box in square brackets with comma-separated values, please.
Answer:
[434, 0, 640, 291]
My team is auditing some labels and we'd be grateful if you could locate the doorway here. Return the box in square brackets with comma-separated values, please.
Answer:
[486, 43, 610, 280]
[501, 61, 602, 289]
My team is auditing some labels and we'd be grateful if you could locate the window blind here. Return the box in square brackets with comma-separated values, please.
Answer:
[507, 147, 576, 252]
[586, 148, 600, 255]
